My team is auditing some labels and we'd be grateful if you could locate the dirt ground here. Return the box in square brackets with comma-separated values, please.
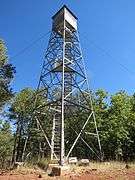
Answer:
[0, 162, 135, 180]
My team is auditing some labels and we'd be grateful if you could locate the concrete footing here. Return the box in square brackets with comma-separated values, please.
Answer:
[48, 164, 70, 176]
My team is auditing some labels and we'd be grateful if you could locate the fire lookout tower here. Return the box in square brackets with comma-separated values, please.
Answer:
[32, 5, 102, 166]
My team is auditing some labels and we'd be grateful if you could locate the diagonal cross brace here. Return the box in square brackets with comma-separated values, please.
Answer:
[72, 128, 101, 160]
[66, 111, 93, 159]
[35, 116, 58, 159]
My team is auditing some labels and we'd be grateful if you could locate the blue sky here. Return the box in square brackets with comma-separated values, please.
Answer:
[0, 0, 135, 95]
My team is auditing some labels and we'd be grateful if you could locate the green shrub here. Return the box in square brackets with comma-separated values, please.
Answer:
[37, 158, 50, 170]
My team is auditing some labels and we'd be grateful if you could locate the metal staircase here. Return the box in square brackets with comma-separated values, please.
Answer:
[51, 113, 61, 160]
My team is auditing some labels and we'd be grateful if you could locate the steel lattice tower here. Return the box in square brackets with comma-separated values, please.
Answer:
[33, 5, 102, 166]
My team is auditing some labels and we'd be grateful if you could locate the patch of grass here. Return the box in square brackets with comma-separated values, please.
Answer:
[37, 158, 50, 171]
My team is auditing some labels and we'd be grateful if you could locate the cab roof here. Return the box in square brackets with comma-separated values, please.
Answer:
[52, 5, 78, 20]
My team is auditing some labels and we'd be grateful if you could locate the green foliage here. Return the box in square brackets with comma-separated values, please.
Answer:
[37, 158, 50, 170]
[9, 88, 35, 120]
[0, 39, 15, 109]
[0, 121, 13, 169]
[9, 88, 51, 162]
[94, 90, 135, 161]
[0, 39, 15, 169]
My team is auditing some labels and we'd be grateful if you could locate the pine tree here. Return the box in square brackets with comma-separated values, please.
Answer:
[0, 39, 15, 109]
